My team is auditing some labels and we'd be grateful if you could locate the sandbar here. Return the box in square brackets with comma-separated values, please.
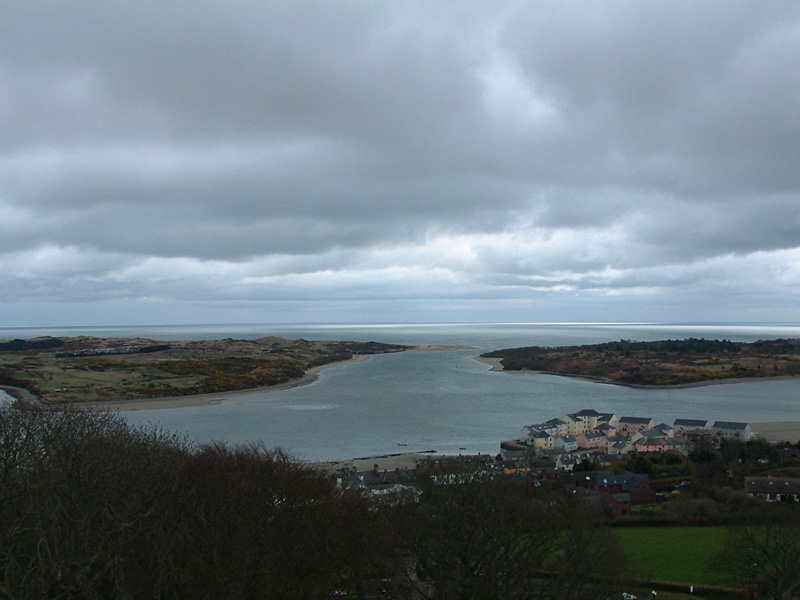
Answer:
[473, 356, 504, 370]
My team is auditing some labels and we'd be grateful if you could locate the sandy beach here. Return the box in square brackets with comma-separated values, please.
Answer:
[320, 452, 435, 473]
[473, 356, 503, 370]
[751, 421, 800, 444]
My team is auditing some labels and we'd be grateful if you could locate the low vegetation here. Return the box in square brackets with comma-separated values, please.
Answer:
[0, 335, 408, 403]
[482, 338, 800, 386]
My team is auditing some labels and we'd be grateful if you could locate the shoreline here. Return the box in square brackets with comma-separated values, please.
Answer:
[318, 452, 436, 473]
[319, 420, 800, 473]
[80, 344, 469, 411]
[472, 356, 800, 389]
[83, 354, 373, 411]
[0, 385, 40, 408]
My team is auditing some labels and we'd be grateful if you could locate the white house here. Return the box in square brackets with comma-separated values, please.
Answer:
[712, 421, 752, 441]
[554, 435, 578, 453]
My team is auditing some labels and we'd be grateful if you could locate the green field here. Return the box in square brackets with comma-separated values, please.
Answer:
[614, 526, 729, 586]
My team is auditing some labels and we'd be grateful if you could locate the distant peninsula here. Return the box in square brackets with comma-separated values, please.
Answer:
[480, 338, 800, 387]
[0, 336, 410, 405]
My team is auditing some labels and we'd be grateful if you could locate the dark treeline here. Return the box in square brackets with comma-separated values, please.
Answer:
[0, 338, 65, 352]
[54, 344, 172, 358]
[483, 338, 746, 363]
[0, 405, 629, 600]
[483, 338, 800, 364]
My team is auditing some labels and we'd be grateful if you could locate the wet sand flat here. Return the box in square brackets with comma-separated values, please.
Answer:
[751, 421, 800, 444]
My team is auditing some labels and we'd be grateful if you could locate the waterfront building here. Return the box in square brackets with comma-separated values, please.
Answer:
[673, 418, 711, 437]
[562, 409, 617, 436]
[712, 421, 752, 441]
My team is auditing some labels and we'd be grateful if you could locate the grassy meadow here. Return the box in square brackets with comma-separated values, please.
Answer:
[615, 526, 729, 586]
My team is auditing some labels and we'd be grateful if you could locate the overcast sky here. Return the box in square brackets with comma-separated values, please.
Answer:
[2, 1, 800, 327]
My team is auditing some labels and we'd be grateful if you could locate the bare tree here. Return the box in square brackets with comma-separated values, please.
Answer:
[392, 469, 626, 600]
[716, 522, 800, 600]
[0, 406, 192, 599]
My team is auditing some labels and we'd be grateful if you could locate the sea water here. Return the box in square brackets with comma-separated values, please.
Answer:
[3, 323, 800, 461]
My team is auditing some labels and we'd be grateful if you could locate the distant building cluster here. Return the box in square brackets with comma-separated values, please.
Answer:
[744, 476, 800, 502]
[504, 408, 752, 469]
[54, 343, 171, 358]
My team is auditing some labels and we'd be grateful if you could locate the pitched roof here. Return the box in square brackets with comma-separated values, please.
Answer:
[745, 477, 800, 495]
[603, 471, 650, 492]
[637, 436, 668, 446]
[674, 418, 710, 427]
[713, 421, 749, 429]
[619, 416, 653, 424]
[575, 409, 602, 417]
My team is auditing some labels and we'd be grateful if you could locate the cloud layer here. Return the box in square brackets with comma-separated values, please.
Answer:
[2, 2, 800, 325]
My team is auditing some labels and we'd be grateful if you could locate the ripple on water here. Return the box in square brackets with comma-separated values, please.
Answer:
[282, 404, 339, 411]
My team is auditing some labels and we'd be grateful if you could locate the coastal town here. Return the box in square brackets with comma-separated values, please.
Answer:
[332, 409, 800, 516]
[325, 408, 800, 595]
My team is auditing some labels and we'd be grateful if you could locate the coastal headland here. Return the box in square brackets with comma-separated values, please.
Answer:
[0, 335, 463, 409]
[480, 337, 800, 387]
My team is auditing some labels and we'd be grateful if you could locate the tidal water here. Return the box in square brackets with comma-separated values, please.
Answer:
[3, 323, 800, 462]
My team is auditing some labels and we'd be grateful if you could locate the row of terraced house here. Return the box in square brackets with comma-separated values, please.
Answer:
[509, 408, 752, 460]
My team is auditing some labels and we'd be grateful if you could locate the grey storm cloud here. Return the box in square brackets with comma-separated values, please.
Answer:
[2, 1, 800, 325]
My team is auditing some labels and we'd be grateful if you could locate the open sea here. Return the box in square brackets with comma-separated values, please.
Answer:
[2, 323, 800, 462]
